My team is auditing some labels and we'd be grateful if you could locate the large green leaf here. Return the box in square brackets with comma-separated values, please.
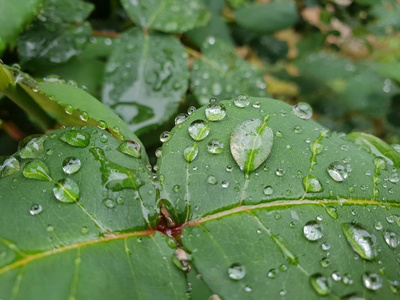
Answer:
[102, 28, 189, 135]
[0, 0, 43, 47]
[190, 38, 268, 105]
[121, 0, 210, 34]
[157, 97, 400, 298]
[235, 1, 299, 34]
[0, 126, 189, 299]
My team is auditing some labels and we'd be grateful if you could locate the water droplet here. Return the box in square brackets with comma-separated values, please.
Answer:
[29, 204, 42, 216]
[173, 185, 180, 192]
[332, 271, 342, 281]
[100, 134, 108, 143]
[362, 272, 382, 290]
[0, 157, 20, 178]
[293, 126, 302, 134]
[320, 257, 330, 267]
[383, 230, 399, 248]
[53, 178, 80, 203]
[275, 131, 282, 138]
[325, 206, 338, 219]
[207, 175, 217, 185]
[207, 140, 224, 154]
[104, 199, 115, 208]
[342, 274, 353, 286]
[293, 102, 313, 119]
[117, 140, 142, 158]
[97, 120, 107, 130]
[187, 106, 196, 115]
[59, 130, 90, 148]
[19, 135, 47, 158]
[303, 175, 323, 193]
[321, 242, 331, 250]
[62, 157, 81, 174]
[79, 111, 89, 122]
[342, 223, 377, 260]
[184, 144, 199, 163]
[175, 113, 188, 125]
[160, 131, 171, 143]
[155, 148, 162, 158]
[310, 273, 332, 296]
[81, 226, 88, 234]
[275, 168, 285, 177]
[267, 268, 277, 278]
[327, 162, 348, 182]
[234, 94, 250, 108]
[230, 116, 273, 174]
[65, 104, 74, 115]
[188, 120, 210, 141]
[303, 221, 323, 241]
[228, 264, 246, 280]
[23, 160, 52, 181]
[205, 102, 226, 121]
[263, 186, 273, 196]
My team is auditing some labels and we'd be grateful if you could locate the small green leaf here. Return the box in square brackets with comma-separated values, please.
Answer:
[121, 0, 210, 33]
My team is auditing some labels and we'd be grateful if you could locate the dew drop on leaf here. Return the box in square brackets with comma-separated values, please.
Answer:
[53, 178, 80, 203]
[59, 130, 90, 148]
[205, 102, 226, 121]
[184, 143, 199, 163]
[117, 140, 142, 158]
[292, 102, 313, 119]
[383, 230, 399, 248]
[104, 199, 115, 208]
[310, 273, 332, 296]
[263, 186, 273, 195]
[19, 135, 47, 158]
[207, 175, 218, 185]
[0, 157, 20, 178]
[303, 221, 323, 241]
[188, 120, 210, 141]
[362, 272, 382, 290]
[62, 157, 81, 175]
[234, 94, 250, 108]
[275, 168, 285, 177]
[267, 269, 277, 279]
[325, 206, 338, 219]
[342, 223, 377, 260]
[302, 175, 323, 193]
[155, 148, 162, 158]
[160, 131, 171, 143]
[230, 116, 273, 174]
[22, 160, 52, 181]
[207, 140, 224, 154]
[227, 264, 246, 280]
[175, 113, 188, 125]
[187, 106, 196, 115]
[29, 204, 42, 216]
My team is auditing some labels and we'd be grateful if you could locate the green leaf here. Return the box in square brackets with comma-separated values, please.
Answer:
[157, 97, 400, 298]
[0, 0, 43, 46]
[235, 1, 299, 34]
[102, 28, 189, 134]
[121, 0, 210, 33]
[190, 38, 268, 105]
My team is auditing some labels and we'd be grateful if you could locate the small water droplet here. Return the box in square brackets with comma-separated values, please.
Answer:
[97, 120, 107, 130]
[321, 242, 331, 251]
[332, 271, 342, 281]
[29, 204, 42, 216]
[327, 162, 348, 182]
[293, 126, 302, 134]
[59, 130, 90, 148]
[104, 199, 115, 208]
[62, 157, 81, 174]
[320, 257, 330, 267]
[188, 120, 210, 141]
[117, 140, 142, 158]
[175, 113, 188, 125]
[263, 186, 273, 196]
[293, 102, 313, 119]
[234, 94, 250, 108]
[184, 144, 199, 163]
[342, 274, 353, 286]
[155, 148, 162, 158]
[79, 111, 89, 122]
[325, 206, 338, 219]
[303, 175, 323, 193]
[275, 168, 285, 177]
[0, 157, 20, 178]
[342, 223, 377, 260]
[362, 272, 382, 290]
[207, 175, 218, 185]
[187, 106, 196, 115]
[228, 264, 246, 280]
[303, 221, 323, 241]
[267, 268, 277, 278]
[160, 131, 171, 143]
[207, 140, 224, 154]
[310, 273, 332, 296]
[205, 102, 226, 121]
[383, 230, 399, 248]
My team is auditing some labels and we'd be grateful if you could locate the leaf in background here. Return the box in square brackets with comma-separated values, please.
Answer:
[17, 0, 94, 67]
[0, 0, 43, 47]
[102, 28, 189, 135]
[121, 0, 210, 34]
[185, 0, 233, 48]
[157, 97, 400, 299]
[0, 126, 187, 299]
[235, 1, 299, 34]
[190, 38, 267, 105]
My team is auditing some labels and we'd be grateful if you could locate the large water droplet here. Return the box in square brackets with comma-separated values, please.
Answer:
[117, 140, 142, 158]
[53, 178, 80, 203]
[59, 130, 90, 147]
[310, 273, 332, 296]
[292, 102, 313, 119]
[22, 160, 52, 181]
[362, 272, 382, 290]
[383, 230, 399, 248]
[205, 102, 226, 121]
[342, 223, 377, 260]
[234, 94, 250, 108]
[207, 140, 224, 154]
[230, 116, 273, 174]
[29, 204, 42, 216]
[327, 162, 348, 182]
[303, 221, 323, 241]
[0, 157, 20, 178]
[62, 157, 81, 174]
[302, 175, 323, 193]
[184, 144, 199, 163]
[19, 135, 47, 158]
[228, 264, 246, 280]
[188, 120, 210, 141]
